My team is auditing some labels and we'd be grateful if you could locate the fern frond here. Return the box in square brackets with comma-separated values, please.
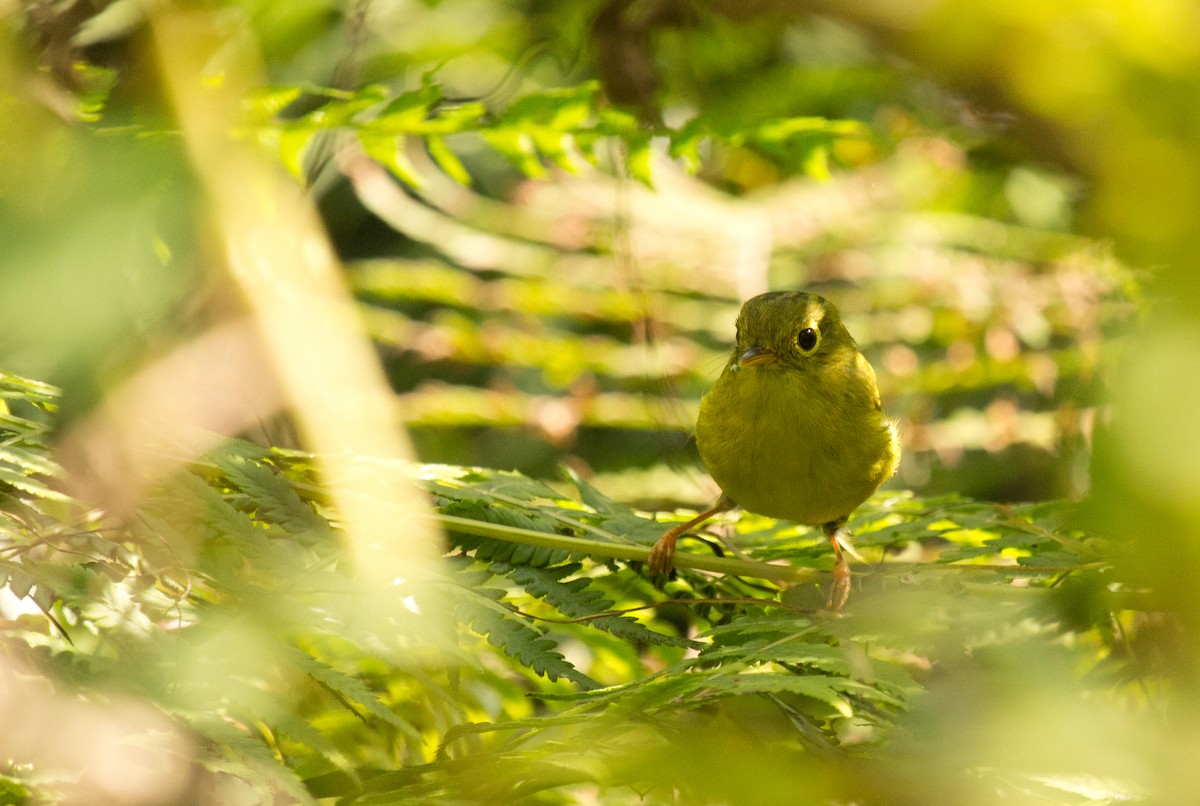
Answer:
[217, 452, 329, 536]
[0, 372, 59, 406]
[702, 671, 859, 718]
[0, 445, 61, 478]
[291, 649, 424, 743]
[0, 465, 70, 503]
[189, 713, 318, 805]
[442, 499, 573, 566]
[271, 711, 358, 780]
[498, 562, 692, 648]
[449, 583, 598, 689]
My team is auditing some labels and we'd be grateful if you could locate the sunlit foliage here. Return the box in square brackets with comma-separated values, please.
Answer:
[2, 1, 1197, 804]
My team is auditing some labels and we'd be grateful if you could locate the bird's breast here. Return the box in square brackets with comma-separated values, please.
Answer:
[694, 365, 894, 525]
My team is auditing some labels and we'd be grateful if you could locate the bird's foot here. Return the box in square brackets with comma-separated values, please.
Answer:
[648, 527, 680, 577]
[648, 497, 734, 577]
[826, 554, 851, 611]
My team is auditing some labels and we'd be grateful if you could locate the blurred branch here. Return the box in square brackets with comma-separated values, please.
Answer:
[151, 9, 441, 589]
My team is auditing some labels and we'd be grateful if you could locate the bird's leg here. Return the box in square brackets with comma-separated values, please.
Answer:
[648, 495, 734, 576]
[823, 520, 851, 611]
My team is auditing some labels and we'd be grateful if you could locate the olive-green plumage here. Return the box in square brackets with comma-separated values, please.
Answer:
[648, 289, 900, 607]
[694, 290, 900, 527]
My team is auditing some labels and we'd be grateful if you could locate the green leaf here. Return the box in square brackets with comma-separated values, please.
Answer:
[216, 451, 328, 536]
[272, 711, 358, 781]
[359, 132, 424, 188]
[305, 84, 389, 128]
[451, 584, 597, 688]
[481, 129, 546, 178]
[0, 444, 61, 477]
[0, 773, 31, 801]
[669, 118, 708, 174]
[530, 129, 585, 175]
[562, 466, 623, 516]
[0, 465, 70, 502]
[750, 116, 856, 142]
[278, 126, 315, 181]
[500, 83, 600, 128]
[707, 672, 856, 718]
[0, 371, 60, 404]
[444, 501, 573, 566]
[802, 143, 831, 181]
[422, 101, 487, 134]
[243, 85, 305, 121]
[292, 650, 424, 743]
[625, 136, 654, 186]
[426, 135, 472, 185]
[377, 82, 441, 123]
[504, 563, 691, 648]
[188, 714, 317, 804]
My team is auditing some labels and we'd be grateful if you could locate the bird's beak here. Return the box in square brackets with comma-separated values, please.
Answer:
[737, 346, 777, 368]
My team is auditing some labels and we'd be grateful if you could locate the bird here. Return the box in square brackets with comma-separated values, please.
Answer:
[648, 290, 900, 609]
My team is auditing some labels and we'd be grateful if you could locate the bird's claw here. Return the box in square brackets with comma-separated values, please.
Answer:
[647, 531, 678, 577]
[648, 498, 733, 578]
[826, 555, 851, 611]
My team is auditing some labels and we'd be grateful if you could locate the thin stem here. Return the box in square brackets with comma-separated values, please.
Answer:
[435, 514, 1095, 584]
[436, 513, 819, 583]
[505, 596, 812, 625]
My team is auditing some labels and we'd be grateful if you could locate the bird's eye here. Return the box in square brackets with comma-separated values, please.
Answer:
[796, 327, 819, 353]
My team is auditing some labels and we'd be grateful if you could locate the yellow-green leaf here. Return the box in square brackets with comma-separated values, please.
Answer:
[360, 133, 424, 189]
[427, 136, 472, 186]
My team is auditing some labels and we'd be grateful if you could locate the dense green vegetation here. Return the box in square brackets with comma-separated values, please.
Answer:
[2, 2, 1198, 803]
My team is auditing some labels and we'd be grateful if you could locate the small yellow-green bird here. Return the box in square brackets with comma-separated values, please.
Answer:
[649, 290, 900, 609]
